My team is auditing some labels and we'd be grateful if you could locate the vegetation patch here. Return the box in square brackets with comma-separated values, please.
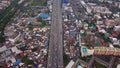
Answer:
[31, 0, 47, 6]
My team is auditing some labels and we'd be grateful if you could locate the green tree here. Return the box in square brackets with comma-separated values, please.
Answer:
[63, 52, 70, 66]
[36, 17, 46, 27]
[0, 34, 5, 43]
[117, 34, 120, 39]
[22, 56, 34, 65]
[32, 47, 38, 52]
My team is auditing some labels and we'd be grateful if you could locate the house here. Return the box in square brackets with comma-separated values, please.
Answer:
[11, 47, 22, 54]
[39, 13, 48, 18]
[117, 64, 120, 68]
[0, 46, 7, 53]
[8, 32, 21, 43]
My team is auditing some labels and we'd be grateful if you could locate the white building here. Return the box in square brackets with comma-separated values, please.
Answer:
[66, 60, 75, 68]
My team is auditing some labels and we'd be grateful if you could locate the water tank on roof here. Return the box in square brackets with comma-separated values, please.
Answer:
[63, 0, 67, 4]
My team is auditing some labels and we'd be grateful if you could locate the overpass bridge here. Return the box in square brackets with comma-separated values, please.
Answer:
[81, 46, 120, 57]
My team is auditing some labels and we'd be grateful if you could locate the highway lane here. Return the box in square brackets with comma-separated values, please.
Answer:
[47, 0, 63, 68]
[108, 56, 115, 68]
[88, 56, 94, 68]
[94, 57, 109, 67]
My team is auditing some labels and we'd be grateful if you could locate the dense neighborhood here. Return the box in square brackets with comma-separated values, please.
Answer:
[0, 0, 120, 68]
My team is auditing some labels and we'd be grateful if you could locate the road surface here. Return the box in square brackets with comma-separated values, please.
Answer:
[94, 57, 109, 66]
[47, 0, 63, 68]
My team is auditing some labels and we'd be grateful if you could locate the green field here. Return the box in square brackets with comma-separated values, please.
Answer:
[31, 0, 47, 6]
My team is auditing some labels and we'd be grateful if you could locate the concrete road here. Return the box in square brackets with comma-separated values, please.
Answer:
[47, 0, 63, 68]
[94, 57, 109, 67]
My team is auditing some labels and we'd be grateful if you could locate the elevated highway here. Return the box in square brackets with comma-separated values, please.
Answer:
[47, 0, 63, 68]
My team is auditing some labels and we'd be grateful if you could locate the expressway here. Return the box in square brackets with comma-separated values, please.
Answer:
[47, 0, 63, 68]
[94, 57, 109, 67]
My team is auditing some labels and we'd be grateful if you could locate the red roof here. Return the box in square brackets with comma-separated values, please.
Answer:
[112, 31, 118, 37]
